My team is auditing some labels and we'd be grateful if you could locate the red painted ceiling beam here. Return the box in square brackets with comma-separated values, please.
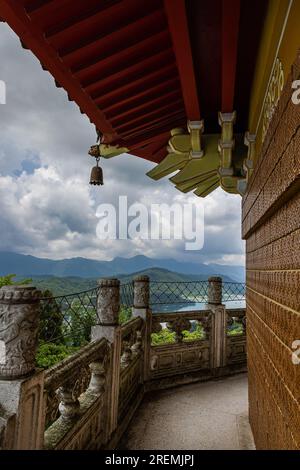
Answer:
[110, 90, 182, 125]
[83, 48, 174, 95]
[120, 109, 186, 139]
[126, 130, 172, 150]
[44, 0, 150, 40]
[0, 0, 117, 142]
[92, 64, 177, 106]
[71, 30, 171, 85]
[60, 9, 165, 67]
[115, 99, 184, 133]
[221, 0, 240, 112]
[163, 0, 200, 121]
[103, 77, 180, 117]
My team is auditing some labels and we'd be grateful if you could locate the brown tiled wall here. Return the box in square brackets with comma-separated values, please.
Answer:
[242, 51, 300, 449]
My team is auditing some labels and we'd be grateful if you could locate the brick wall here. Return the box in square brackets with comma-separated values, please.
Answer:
[242, 51, 300, 449]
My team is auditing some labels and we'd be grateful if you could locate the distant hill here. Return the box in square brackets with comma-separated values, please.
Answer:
[31, 268, 236, 296]
[0, 251, 245, 283]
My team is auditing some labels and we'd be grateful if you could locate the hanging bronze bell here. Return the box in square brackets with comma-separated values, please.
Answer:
[89, 164, 103, 185]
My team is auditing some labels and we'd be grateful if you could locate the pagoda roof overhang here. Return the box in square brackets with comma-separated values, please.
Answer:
[0, 0, 268, 164]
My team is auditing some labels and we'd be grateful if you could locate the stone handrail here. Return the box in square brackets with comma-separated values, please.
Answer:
[44, 338, 108, 391]
[44, 338, 109, 449]
[0, 276, 247, 450]
[44, 338, 108, 431]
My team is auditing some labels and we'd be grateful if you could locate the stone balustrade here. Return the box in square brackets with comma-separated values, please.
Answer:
[0, 276, 246, 450]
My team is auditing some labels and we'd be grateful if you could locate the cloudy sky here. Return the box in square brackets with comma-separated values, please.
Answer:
[0, 23, 245, 266]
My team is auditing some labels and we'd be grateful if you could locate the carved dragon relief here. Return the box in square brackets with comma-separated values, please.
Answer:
[147, 117, 256, 197]
[0, 286, 41, 379]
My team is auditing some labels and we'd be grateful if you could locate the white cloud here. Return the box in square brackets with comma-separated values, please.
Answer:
[0, 23, 245, 266]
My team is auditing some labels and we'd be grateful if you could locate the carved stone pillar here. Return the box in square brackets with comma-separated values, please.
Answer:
[132, 275, 151, 381]
[0, 285, 41, 379]
[96, 278, 120, 327]
[0, 285, 45, 449]
[92, 279, 121, 443]
[207, 276, 222, 305]
[133, 275, 149, 309]
[88, 360, 106, 396]
[206, 277, 227, 370]
[58, 380, 80, 421]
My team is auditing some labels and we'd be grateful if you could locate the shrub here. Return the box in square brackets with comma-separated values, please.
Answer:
[119, 306, 132, 324]
[151, 328, 176, 345]
[36, 342, 78, 369]
[0, 274, 32, 287]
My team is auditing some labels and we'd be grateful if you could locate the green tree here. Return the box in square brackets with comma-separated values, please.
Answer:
[65, 297, 97, 347]
[36, 343, 78, 369]
[39, 290, 64, 344]
[119, 305, 132, 324]
[0, 274, 32, 287]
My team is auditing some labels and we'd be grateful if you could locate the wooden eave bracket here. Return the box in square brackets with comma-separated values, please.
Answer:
[88, 143, 129, 159]
[146, 120, 204, 180]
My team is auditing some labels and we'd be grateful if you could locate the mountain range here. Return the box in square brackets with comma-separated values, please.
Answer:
[0, 251, 245, 282]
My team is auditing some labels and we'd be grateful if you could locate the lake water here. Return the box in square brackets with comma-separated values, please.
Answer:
[151, 300, 245, 313]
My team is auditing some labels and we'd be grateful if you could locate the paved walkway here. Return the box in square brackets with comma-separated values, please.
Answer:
[120, 374, 255, 450]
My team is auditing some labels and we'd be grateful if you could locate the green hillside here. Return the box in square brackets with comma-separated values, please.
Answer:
[32, 268, 235, 296]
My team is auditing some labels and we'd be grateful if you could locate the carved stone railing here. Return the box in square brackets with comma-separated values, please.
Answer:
[226, 308, 247, 366]
[44, 338, 109, 450]
[0, 276, 247, 450]
[118, 317, 144, 423]
[150, 310, 212, 380]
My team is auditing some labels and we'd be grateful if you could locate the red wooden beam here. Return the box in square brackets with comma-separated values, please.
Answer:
[92, 64, 177, 106]
[0, 0, 117, 141]
[85, 48, 175, 98]
[126, 130, 172, 150]
[72, 30, 171, 85]
[60, 10, 165, 67]
[103, 77, 180, 117]
[110, 90, 182, 125]
[115, 99, 184, 133]
[120, 109, 186, 139]
[163, 0, 200, 120]
[221, 0, 240, 112]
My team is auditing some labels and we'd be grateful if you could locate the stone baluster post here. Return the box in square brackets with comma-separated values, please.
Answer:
[207, 277, 227, 371]
[92, 279, 121, 443]
[0, 285, 45, 449]
[132, 275, 151, 381]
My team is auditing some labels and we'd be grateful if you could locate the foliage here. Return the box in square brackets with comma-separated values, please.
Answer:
[119, 306, 132, 324]
[182, 322, 205, 341]
[33, 276, 97, 296]
[151, 320, 205, 345]
[0, 273, 32, 287]
[36, 342, 78, 369]
[63, 297, 97, 347]
[39, 290, 64, 344]
[151, 328, 176, 345]
[228, 321, 244, 336]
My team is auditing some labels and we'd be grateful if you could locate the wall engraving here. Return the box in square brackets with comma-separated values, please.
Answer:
[262, 58, 284, 143]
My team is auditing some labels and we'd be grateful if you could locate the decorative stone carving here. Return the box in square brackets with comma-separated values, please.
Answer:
[120, 341, 133, 368]
[88, 360, 106, 395]
[262, 57, 284, 143]
[133, 276, 149, 309]
[58, 379, 80, 421]
[207, 277, 222, 305]
[167, 317, 191, 342]
[96, 279, 120, 325]
[131, 330, 143, 355]
[0, 285, 41, 379]
[151, 320, 162, 334]
[226, 311, 246, 335]
[199, 314, 212, 337]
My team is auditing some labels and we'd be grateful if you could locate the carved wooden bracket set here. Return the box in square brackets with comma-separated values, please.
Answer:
[147, 115, 256, 197]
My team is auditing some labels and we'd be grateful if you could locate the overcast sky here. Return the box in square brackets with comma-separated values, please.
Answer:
[0, 23, 245, 266]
